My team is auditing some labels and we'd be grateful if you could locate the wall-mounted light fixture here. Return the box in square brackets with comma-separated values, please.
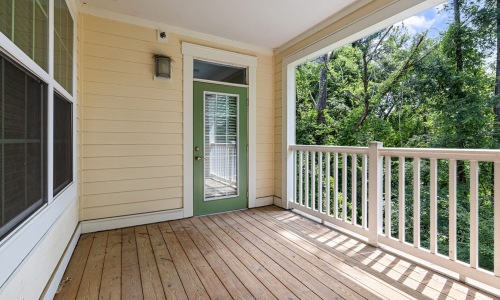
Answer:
[153, 55, 171, 80]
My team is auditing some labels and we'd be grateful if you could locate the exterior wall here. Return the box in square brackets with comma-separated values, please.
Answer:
[0, 9, 82, 299]
[80, 14, 274, 220]
[273, 0, 428, 199]
[0, 199, 79, 299]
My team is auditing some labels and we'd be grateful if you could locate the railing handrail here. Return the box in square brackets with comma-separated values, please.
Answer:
[381, 147, 500, 161]
[290, 144, 369, 154]
[291, 144, 500, 161]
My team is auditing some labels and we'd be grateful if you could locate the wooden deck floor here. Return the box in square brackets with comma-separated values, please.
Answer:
[55, 206, 498, 300]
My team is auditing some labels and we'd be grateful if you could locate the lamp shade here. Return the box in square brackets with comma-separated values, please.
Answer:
[154, 55, 171, 79]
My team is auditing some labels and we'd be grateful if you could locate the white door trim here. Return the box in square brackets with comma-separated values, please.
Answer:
[182, 43, 257, 218]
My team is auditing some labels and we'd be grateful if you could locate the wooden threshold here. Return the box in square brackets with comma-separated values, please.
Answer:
[54, 206, 498, 299]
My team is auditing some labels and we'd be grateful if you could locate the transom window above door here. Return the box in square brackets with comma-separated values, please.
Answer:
[193, 60, 247, 85]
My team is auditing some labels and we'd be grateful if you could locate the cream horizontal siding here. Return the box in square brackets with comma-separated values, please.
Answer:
[83, 166, 182, 182]
[81, 14, 274, 220]
[81, 14, 183, 220]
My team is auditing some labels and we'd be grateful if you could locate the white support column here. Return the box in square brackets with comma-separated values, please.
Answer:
[282, 63, 296, 209]
[368, 142, 383, 246]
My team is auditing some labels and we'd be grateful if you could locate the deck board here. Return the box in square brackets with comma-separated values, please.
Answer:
[121, 227, 143, 300]
[135, 225, 166, 299]
[99, 229, 122, 300]
[75, 231, 108, 299]
[146, 223, 188, 299]
[55, 206, 499, 300]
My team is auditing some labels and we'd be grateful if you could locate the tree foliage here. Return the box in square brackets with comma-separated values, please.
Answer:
[295, 0, 498, 271]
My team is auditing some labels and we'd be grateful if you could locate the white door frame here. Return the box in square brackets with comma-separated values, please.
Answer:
[182, 43, 257, 217]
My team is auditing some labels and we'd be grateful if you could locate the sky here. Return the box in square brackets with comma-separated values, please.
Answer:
[394, 3, 449, 38]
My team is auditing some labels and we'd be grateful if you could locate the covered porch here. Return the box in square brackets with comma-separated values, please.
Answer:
[1, 0, 500, 299]
[55, 206, 496, 299]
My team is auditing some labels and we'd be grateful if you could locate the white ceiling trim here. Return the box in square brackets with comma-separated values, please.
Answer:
[274, 0, 374, 55]
[77, 4, 274, 55]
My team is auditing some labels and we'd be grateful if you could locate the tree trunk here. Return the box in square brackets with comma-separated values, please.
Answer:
[316, 53, 330, 123]
[495, 0, 500, 121]
[453, 0, 466, 183]
[454, 0, 464, 73]
[357, 50, 370, 128]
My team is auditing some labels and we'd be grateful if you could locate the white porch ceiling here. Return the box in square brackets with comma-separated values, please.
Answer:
[79, 0, 357, 50]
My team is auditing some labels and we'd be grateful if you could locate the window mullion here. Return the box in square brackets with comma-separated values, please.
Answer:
[1, 59, 4, 226]
[24, 74, 27, 209]
[47, 0, 54, 203]
[11, 0, 15, 41]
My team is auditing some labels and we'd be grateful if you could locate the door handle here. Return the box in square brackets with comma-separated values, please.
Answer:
[195, 156, 205, 161]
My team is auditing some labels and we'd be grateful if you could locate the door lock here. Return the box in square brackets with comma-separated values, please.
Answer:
[195, 146, 200, 151]
[195, 156, 205, 161]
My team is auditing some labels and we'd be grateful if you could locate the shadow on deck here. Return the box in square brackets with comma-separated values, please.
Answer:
[54, 206, 498, 299]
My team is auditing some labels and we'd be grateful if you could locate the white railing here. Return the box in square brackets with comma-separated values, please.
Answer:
[290, 142, 500, 289]
[208, 142, 237, 185]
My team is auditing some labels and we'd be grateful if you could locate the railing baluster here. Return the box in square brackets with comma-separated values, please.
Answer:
[352, 154, 357, 225]
[318, 152, 323, 213]
[449, 159, 457, 261]
[299, 151, 303, 206]
[305, 151, 309, 209]
[385, 156, 391, 237]
[326, 153, 331, 216]
[334, 153, 339, 218]
[343, 153, 348, 222]
[294, 150, 297, 204]
[495, 162, 500, 277]
[399, 157, 405, 243]
[470, 160, 479, 269]
[312, 152, 316, 211]
[361, 154, 367, 229]
[430, 158, 437, 254]
[414, 158, 420, 248]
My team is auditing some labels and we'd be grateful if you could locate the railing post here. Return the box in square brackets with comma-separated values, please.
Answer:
[368, 142, 383, 246]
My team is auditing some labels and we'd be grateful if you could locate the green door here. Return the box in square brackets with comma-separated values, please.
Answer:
[193, 82, 248, 216]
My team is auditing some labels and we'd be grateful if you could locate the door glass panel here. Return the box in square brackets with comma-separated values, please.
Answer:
[204, 92, 238, 200]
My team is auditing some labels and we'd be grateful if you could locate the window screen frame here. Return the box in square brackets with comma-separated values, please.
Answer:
[53, 91, 72, 197]
[0, 52, 48, 241]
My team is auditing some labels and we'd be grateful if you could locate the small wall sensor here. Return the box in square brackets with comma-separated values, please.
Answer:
[157, 30, 168, 43]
